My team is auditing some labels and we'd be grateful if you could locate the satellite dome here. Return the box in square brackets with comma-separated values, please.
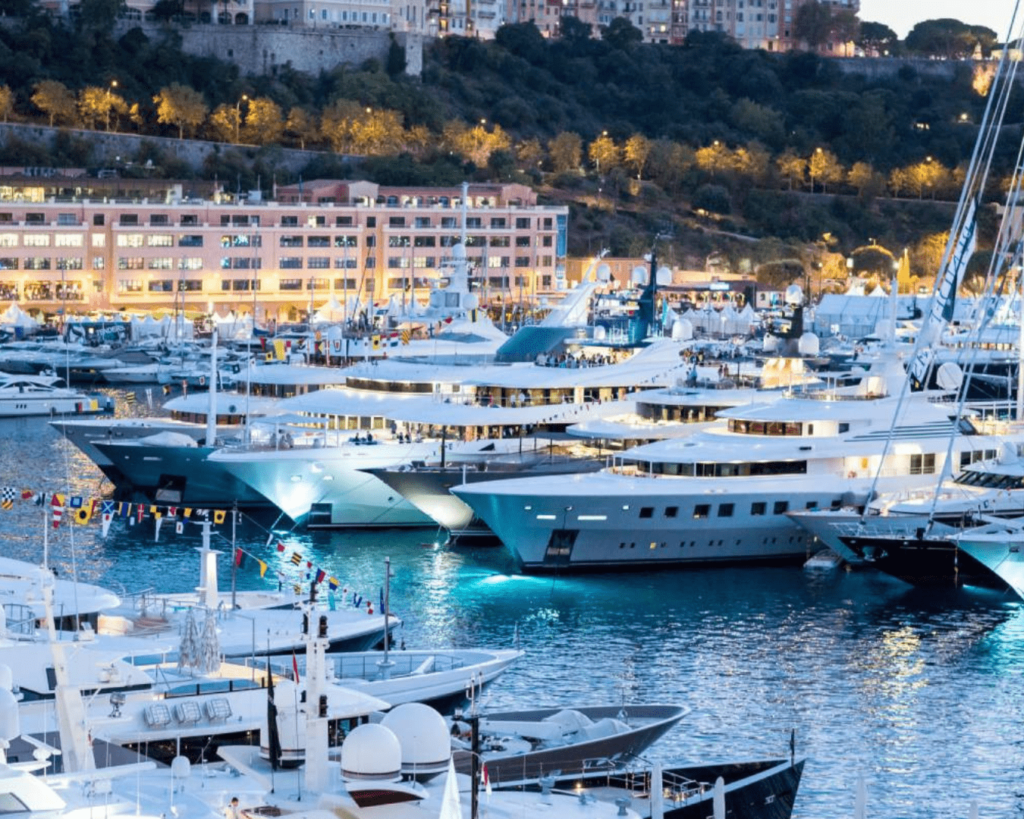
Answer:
[763, 334, 779, 353]
[797, 332, 820, 356]
[342, 723, 403, 781]
[381, 703, 450, 780]
[631, 266, 647, 285]
[656, 266, 672, 286]
[171, 756, 191, 781]
[784, 284, 804, 307]
[464, 293, 479, 310]
[596, 264, 611, 282]
[452, 243, 467, 259]
[671, 318, 693, 341]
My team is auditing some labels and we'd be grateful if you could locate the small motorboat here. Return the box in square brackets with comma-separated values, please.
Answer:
[450, 703, 689, 784]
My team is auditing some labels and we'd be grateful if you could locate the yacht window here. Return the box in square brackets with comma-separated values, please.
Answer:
[773, 500, 789, 514]
[718, 503, 734, 518]
[839, 423, 849, 433]
[664, 506, 678, 518]
[0, 794, 29, 812]
[693, 504, 710, 519]
[751, 501, 766, 516]
[910, 453, 936, 475]
[805, 500, 818, 510]
[639, 507, 654, 519]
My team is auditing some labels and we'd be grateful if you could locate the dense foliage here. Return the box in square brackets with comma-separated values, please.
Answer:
[0, 8, 1014, 272]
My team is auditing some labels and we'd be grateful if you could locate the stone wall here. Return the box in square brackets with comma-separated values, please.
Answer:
[0, 122, 332, 175]
[116, 22, 423, 77]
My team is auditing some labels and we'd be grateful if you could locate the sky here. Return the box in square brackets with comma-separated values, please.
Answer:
[857, 0, 1012, 38]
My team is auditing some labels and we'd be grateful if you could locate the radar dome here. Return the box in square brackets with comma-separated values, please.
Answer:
[380, 703, 450, 778]
[763, 334, 779, 353]
[452, 243, 467, 259]
[593, 326, 607, 341]
[935, 361, 963, 391]
[656, 266, 672, 286]
[342, 723, 403, 781]
[171, 756, 191, 781]
[671, 318, 693, 341]
[784, 284, 804, 307]
[631, 266, 647, 285]
[797, 332, 820, 356]
[464, 293, 479, 310]
[596, 264, 611, 282]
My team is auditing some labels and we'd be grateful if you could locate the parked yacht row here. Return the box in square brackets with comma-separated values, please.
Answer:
[0, 550, 806, 819]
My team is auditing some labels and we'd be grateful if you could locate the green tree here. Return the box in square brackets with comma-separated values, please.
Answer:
[548, 131, 582, 173]
[153, 83, 207, 139]
[351, 109, 406, 155]
[79, 0, 125, 28]
[208, 103, 238, 143]
[601, 17, 642, 49]
[905, 19, 996, 59]
[793, 1, 834, 49]
[320, 99, 363, 153]
[858, 21, 899, 55]
[623, 133, 651, 180]
[386, 35, 407, 77]
[32, 80, 76, 127]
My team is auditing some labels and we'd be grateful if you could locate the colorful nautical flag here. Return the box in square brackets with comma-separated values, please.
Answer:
[0, 488, 14, 510]
[290, 552, 302, 566]
[400, 329, 410, 345]
[276, 542, 286, 553]
[74, 504, 92, 525]
[328, 577, 339, 591]
[69, 496, 83, 509]
[259, 560, 268, 578]
[291, 652, 300, 683]
[51, 493, 64, 529]
[175, 521, 184, 534]
[235, 548, 247, 569]
[100, 500, 115, 538]
[20, 489, 33, 500]
[315, 569, 326, 584]
[213, 510, 226, 524]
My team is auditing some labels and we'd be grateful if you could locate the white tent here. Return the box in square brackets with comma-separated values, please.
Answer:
[313, 295, 345, 323]
[1, 303, 39, 329]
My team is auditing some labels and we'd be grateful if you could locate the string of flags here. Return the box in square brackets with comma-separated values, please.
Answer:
[234, 543, 383, 613]
[2, 486, 383, 613]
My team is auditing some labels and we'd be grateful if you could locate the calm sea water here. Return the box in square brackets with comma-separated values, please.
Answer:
[2, 398, 1024, 819]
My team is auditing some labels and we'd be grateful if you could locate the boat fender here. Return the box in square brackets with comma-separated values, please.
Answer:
[199, 376, 206, 386]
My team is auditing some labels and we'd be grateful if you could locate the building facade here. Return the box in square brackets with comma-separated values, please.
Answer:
[0, 179, 568, 323]
[683, 0, 860, 51]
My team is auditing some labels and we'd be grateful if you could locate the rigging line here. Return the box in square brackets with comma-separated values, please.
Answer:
[859, 12, 1024, 525]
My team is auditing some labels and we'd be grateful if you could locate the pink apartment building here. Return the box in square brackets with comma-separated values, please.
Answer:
[0, 178, 569, 323]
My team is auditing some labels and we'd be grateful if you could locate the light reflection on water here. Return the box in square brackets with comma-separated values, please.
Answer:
[1, 413, 1023, 818]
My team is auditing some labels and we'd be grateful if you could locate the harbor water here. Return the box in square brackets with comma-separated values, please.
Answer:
[2, 405, 1023, 819]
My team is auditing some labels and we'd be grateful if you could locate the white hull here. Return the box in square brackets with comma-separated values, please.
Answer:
[455, 472, 946, 572]
[211, 441, 439, 527]
[0, 395, 112, 418]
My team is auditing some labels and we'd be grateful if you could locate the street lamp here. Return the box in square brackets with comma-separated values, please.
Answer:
[106, 80, 118, 132]
[235, 94, 248, 143]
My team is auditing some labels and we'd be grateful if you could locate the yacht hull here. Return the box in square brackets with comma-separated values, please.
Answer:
[211, 442, 438, 527]
[95, 441, 271, 508]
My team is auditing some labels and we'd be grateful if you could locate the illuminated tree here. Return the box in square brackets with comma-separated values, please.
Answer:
[776, 150, 806, 190]
[153, 83, 208, 139]
[516, 138, 545, 170]
[320, 99, 363, 153]
[32, 80, 76, 127]
[623, 133, 651, 180]
[588, 133, 619, 173]
[808, 147, 843, 193]
[285, 107, 318, 150]
[695, 141, 731, 178]
[242, 97, 285, 146]
[78, 86, 128, 132]
[207, 104, 238, 143]
[548, 131, 582, 173]
[0, 85, 15, 123]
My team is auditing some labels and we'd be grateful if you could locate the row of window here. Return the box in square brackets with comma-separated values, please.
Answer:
[631, 498, 823, 520]
[0, 212, 558, 231]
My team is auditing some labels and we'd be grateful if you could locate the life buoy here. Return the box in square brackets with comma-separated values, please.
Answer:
[199, 376, 206, 386]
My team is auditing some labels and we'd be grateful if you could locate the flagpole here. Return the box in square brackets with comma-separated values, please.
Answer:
[231, 504, 238, 610]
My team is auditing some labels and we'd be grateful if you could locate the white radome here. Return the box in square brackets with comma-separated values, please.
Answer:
[342, 723, 403, 781]
[381, 703, 451, 769]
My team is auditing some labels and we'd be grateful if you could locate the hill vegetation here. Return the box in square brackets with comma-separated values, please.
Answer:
[0, 6, 1016, 283]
